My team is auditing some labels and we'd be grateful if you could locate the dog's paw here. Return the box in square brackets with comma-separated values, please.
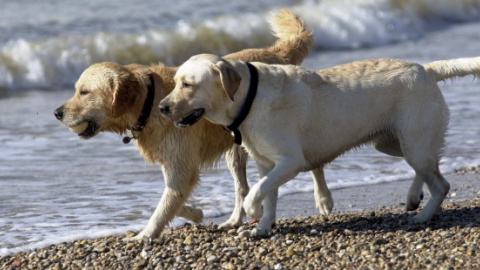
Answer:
[243, 195, 263, 220]
[190, 209, 204, 224]
[122, 228, 157, 242]
[123, 232, 148, 242]
[316, 196, 334, 215]
[218, 219, 243, 230]
[251, 227, 270, 237]
[411, 212, 430, 224]
[178, 205, 204, 223]
[406, 191, 424, 211]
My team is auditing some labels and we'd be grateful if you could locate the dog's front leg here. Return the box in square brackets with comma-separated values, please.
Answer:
[249, 166, 332, 236]
[125, 165, 200, 241]
[243, 156, 302, 224]
[248, 164, 277, 236]
[252, 188, 278, 236]
[219, 145, 249, 229]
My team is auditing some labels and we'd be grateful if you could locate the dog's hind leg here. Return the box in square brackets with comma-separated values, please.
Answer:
[409, 163, 450, 223]
[372, 135, 403, 157]
[400, 129, 450, 223]
[406, 177, 425, 211]
[372, 135, 425, 211]
[310, 167, 333, 215]
[219, 145, 249, 229]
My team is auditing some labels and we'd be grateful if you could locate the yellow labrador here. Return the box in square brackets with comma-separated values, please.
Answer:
[53, 9, 323, 241]
[160, 54, 480, 235]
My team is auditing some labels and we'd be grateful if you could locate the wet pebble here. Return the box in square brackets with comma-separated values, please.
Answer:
[1, 199, 479, 269]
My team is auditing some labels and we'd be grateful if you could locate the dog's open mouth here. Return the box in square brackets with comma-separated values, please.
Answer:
[175, 109, 205, 127]
[70, 121, 98, 138]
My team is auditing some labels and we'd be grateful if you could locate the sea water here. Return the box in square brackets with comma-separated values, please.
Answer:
[1, 0, 480, 256]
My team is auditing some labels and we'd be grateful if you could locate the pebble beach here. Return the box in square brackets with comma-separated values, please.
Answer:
[2, 0, 480, 258]
[1, 1, 480, 268]
[2, 169, 479, 270]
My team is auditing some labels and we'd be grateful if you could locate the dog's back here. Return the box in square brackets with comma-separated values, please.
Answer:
[249, 59, 447, 165]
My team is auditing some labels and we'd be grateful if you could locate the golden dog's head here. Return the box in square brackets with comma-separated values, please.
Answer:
[159, 54, 242, 127]
[54, 62, 152, 139]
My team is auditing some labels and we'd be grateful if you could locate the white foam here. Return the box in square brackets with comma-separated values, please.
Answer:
[1, 0, 480, 258]
[1, 0, 479, 91]
[0, 225, 144, 257]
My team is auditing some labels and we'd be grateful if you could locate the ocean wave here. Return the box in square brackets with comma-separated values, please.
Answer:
[0, 0, 478, 91]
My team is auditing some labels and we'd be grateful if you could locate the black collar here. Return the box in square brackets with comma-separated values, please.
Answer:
[225, 62, 258, 145]
[123, 74, 155, 144]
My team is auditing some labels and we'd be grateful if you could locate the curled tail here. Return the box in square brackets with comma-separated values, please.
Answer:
[266, 9, 314, 65]
[424, 57, 480, 82]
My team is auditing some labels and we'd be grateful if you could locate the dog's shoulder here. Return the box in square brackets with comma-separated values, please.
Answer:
[252, 62, 289, 90]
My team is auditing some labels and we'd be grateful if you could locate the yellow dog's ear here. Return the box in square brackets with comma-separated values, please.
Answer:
[212, 61, 241, 101]
[111, 67, 141, 118]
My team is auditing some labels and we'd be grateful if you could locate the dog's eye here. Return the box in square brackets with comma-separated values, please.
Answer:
[182, 82, 191, 88]
[79, 90, 89, 96]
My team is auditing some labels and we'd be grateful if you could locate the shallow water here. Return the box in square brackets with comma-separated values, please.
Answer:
[1, 0, 480, 256]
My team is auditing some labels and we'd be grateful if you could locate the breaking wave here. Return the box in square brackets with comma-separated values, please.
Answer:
[0, 0, 478, 91]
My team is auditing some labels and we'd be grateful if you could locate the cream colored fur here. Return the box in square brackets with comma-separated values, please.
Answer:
[161, 54, 480, 236]
[54, 9, 318, 241]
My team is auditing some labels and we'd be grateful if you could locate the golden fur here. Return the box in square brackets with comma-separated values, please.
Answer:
[54, 9, 314, 240]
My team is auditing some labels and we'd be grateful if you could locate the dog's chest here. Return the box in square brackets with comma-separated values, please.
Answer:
[240, 132, 277, 167]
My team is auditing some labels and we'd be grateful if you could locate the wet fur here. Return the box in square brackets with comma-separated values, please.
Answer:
[55, 9, 317, 240]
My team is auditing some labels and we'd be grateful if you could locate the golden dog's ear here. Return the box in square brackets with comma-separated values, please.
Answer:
[213, 61, 241, 101]
[111, 69, 139, 118]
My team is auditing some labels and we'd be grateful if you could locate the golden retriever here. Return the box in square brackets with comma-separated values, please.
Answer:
[160, 54, 480, 235]
[53, 9, 320, 240]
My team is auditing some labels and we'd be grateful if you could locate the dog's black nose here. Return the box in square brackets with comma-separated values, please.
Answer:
[54, 107, 64, 120]
[159, 104, 170, 116]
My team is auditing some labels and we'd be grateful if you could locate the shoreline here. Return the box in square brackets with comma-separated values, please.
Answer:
[1, 171, 479, 269]
[206, 169, 480, 224]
